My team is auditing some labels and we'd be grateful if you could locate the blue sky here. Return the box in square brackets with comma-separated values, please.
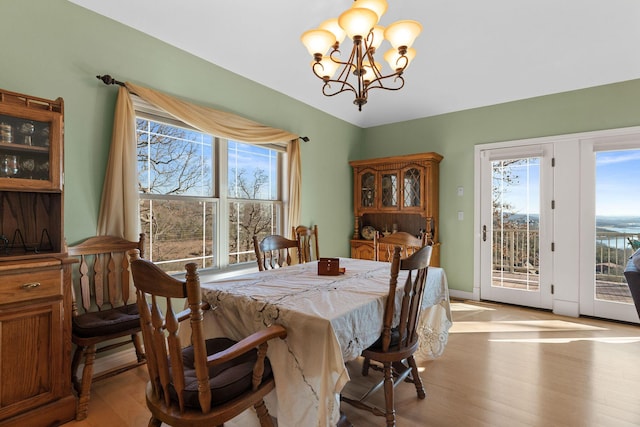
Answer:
[496, 158, 540, 215]
[497, 148, 640, 218]
[596, 149, 640, 216]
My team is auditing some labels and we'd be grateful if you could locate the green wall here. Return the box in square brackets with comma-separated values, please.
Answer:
[3, 0, 640, 293]
[362, 79, 640, 293]
[0, 0, 360, 258]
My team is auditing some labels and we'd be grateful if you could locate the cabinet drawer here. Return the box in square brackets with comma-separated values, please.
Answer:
[0, 269, 61, 305]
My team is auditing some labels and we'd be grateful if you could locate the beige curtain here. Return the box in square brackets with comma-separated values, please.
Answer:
[97, 87, 139, 240]
[97, 82, 302, 241]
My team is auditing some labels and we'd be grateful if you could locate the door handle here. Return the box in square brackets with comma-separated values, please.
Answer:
[482, 225, 487, 242]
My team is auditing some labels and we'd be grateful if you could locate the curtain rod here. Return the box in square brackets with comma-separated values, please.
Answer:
[96, 74, 125, 87]
[95, 74, 310, 142]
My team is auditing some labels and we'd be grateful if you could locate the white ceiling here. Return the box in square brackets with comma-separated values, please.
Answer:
[69, 0, 640, 128]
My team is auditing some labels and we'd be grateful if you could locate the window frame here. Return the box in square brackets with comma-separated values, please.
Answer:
[134, 99, 287, 274]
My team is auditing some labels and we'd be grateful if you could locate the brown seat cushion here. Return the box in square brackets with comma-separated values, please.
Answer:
[172, 337, 273, 409]
[72, 303, 140, 338]
[367, 327, 401, 351]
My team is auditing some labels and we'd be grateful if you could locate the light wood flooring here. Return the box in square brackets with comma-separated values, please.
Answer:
[63, 300, 640, 427]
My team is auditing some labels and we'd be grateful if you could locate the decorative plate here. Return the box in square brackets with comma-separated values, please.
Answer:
[361, 225, 376, 240]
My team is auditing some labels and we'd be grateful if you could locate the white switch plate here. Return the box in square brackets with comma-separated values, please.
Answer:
[457, 211, 464, 221]
[457, 186, 464, 196]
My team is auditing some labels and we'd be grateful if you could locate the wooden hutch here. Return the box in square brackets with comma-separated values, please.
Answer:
[350, 152, 443, 266]
[0, 89, 76, 425]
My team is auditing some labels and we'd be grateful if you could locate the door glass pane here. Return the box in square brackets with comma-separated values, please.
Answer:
[595, 149, 640, 303]
[491, 158, 540, 290]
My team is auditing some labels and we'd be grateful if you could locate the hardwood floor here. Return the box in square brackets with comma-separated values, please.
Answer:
[63, 300, 640, 427]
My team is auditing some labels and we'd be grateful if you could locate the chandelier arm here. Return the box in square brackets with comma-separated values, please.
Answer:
[322, 82, 357, 98]
[366, 74, 406, 92]
[363, 43, 384, 82]
[333, 47, 357, 87]
[362, 41, 409, 91]
[316, 41, 364, 98]
[311, 47, 359, 97]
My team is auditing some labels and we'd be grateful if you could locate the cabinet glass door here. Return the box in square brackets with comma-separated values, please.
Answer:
[361, 172, 375, 208]
[0, 115, 50, 181]
[381, 173, 397, 207]
[403, 167, 421, 207]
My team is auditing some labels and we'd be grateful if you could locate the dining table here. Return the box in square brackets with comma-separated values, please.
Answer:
[190, 257, 452, 427]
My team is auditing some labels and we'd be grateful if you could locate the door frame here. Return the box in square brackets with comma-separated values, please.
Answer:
[474, 125, 640, 319]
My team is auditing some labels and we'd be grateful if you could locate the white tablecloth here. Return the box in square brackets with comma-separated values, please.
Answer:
[194, 258, 451, 427]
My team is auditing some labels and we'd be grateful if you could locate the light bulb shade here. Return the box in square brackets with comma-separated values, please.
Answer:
[320, 18, 346, 45]
[301, 29, 336, 56]
[313, 56, 341, 79]
[338, 8, 379, 39]
[368, 25, 385, 51]
[351, 0, 388, 21]
[384, 20, 422, 49]
[384, 47, 416, 71]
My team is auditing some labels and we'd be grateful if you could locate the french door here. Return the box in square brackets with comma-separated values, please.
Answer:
[579, 135, 640, 323]
[478, 144, 554, 310]
[476, 127, 640, 323]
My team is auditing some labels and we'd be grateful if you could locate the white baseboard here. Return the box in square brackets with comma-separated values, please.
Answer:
[552, 299, 580, 317]
[449, 289, 478, 301]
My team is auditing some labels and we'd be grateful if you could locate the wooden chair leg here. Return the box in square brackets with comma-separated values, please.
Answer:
[132, 333, 146, 362]
[361, 356, 371, 376]
[70, 345, 84, 392]
[254, 399, 274, 427]
[148, 416, 162, 427]
[382, 362, 396, 427]
[406, 356, 426, 399]
[75, 345, 96, 421]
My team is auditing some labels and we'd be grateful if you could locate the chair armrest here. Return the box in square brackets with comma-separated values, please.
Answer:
[206, 324, 287, 367]
[176, 302, 211, 323]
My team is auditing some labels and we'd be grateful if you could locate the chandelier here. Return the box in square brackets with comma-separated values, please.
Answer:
[301, 0, 422, 111]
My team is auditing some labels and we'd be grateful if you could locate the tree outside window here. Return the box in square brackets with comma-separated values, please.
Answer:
[136, 117, 283, 273]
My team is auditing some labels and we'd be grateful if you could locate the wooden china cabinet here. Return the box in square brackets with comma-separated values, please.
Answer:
[0, 89, 76, 426]
[350, 152, 443, 266]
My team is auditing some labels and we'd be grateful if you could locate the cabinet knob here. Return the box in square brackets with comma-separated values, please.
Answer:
[22, 282, 41, 289]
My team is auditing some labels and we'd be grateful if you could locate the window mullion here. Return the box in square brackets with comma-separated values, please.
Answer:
[218, 138, 230, 268]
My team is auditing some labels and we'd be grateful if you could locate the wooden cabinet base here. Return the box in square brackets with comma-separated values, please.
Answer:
[0, 395, 76, 427]
[351, 240, 441, 267]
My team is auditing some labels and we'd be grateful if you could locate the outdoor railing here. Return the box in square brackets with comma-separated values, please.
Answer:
[595, 231, 639, 283]
[493, 229, 638, 274]
[492, 228, 638, 301]
[492, 229, 540, 275]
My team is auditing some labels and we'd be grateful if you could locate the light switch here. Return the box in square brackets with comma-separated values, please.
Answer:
[457, 211, 464, 221]
[457, 186, 464, 196]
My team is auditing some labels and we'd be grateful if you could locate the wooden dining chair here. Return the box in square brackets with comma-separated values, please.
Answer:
[128, 249, 288, 427]
[374, 231, 425, 262]
[341, 244, 433, 427]
[67, 234, 147, 420]
[253, 234, 301, 271]
[292, 224, 320, 263]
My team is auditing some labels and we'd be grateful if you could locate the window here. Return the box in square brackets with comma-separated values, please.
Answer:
[136, 115, 285, 274]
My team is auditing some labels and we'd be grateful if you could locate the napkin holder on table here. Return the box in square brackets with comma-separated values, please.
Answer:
[318, 257, 345, 275]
